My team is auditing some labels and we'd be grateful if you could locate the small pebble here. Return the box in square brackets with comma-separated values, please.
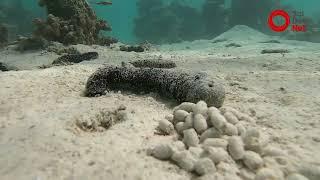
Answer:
[193, 101, 208, 115]
[224, 123, 238, 136]
[208, 109, 227, 130]
[194, 158, 216, 176]
[243, 128, 264, 153]
[194, 114, 208, 134]
[243, 151, 264, 171]
[174, 110, 189, 123]
[202, 138, 228, 150]
[224, 112, 239, 125]
[175, 122, 185, 134]
[165, 114, 174, 123]
[240, 168, 256, 180]
[158, 119, 174, 135]
[286, 173, 309, 180]
[183, 113, 194, 129]
[262, 146, 287, 157]
[200, 127, 222, 142]
[171, 150, 196, 172]
[118, 104, 127, 111]
[203, 147, 229, 163]
[151, 144, 173, 160]
[189, 147, 204, 158]
[255, 168, 284, 180]
[116, 110, 129, 122]
[183, 129, 199, 147]
[235, 122, 246, 136]
[174, 102, 195, 112]
[171, 141, 186, 152]
[228, 136, 245, 160]
[224, 173, 242, 180]
[217, 162, 240, 175]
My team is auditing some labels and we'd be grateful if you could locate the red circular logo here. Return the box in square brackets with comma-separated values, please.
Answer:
[268, 10, 290, 32]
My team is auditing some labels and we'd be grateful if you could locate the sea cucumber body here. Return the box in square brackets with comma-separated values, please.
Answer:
[85, 66, 225, 107]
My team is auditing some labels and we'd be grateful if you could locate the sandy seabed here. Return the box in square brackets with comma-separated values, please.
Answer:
[0, 26, 320, 180]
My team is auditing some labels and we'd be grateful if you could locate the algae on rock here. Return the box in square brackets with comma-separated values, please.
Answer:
[34, 0, 115, 45]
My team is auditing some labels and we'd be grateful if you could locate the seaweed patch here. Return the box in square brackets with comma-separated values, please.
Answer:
[85, 66, 225, 107]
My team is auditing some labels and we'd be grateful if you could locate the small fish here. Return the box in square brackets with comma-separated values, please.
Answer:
[96, 1, 112, 5]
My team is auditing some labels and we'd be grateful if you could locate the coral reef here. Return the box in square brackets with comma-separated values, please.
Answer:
[52, 52, 99, 65]
[85, 66, 225, 107]
[34, 0, 114, 45]
[150, 102, 310, 179]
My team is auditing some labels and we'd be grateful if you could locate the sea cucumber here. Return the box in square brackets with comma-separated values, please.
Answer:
[261, 49, 289, 54]
[84, 66, 225, 107]
[52, 52, 99, 65]
[129, 59, 177, 69]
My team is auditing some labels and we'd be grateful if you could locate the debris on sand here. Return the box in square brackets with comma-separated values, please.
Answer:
[120, 45, 145, 52]
[225, 43, 242, 48]
[128, 59, 177, 69]
[0, 62, 18, 72]
[261, 49, 289, 54]
[212, 39, 228, 44]
[149, 102, 311, 179]
[259, 40, 281, 44]
[16, 37, 49, 52]
[75, 105, 130, 132]
[85, 66, 225, 107]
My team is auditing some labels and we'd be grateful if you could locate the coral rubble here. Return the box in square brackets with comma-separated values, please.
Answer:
[34, 0, 114, 45]
[85, 66, 225, 107]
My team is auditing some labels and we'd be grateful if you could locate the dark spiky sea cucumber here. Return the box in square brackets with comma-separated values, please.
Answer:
[129, 59, 177, 69]
[85, 66, 225, 107]
[52, 52, 99, 65]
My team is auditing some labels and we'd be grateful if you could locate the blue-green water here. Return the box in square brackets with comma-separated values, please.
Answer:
[0, 0, 319, 44]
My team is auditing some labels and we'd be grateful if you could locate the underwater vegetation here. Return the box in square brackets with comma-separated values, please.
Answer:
[34, 0, 116, 45]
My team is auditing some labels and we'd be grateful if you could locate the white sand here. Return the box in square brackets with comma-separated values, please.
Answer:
[0, 26, 319, 180]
